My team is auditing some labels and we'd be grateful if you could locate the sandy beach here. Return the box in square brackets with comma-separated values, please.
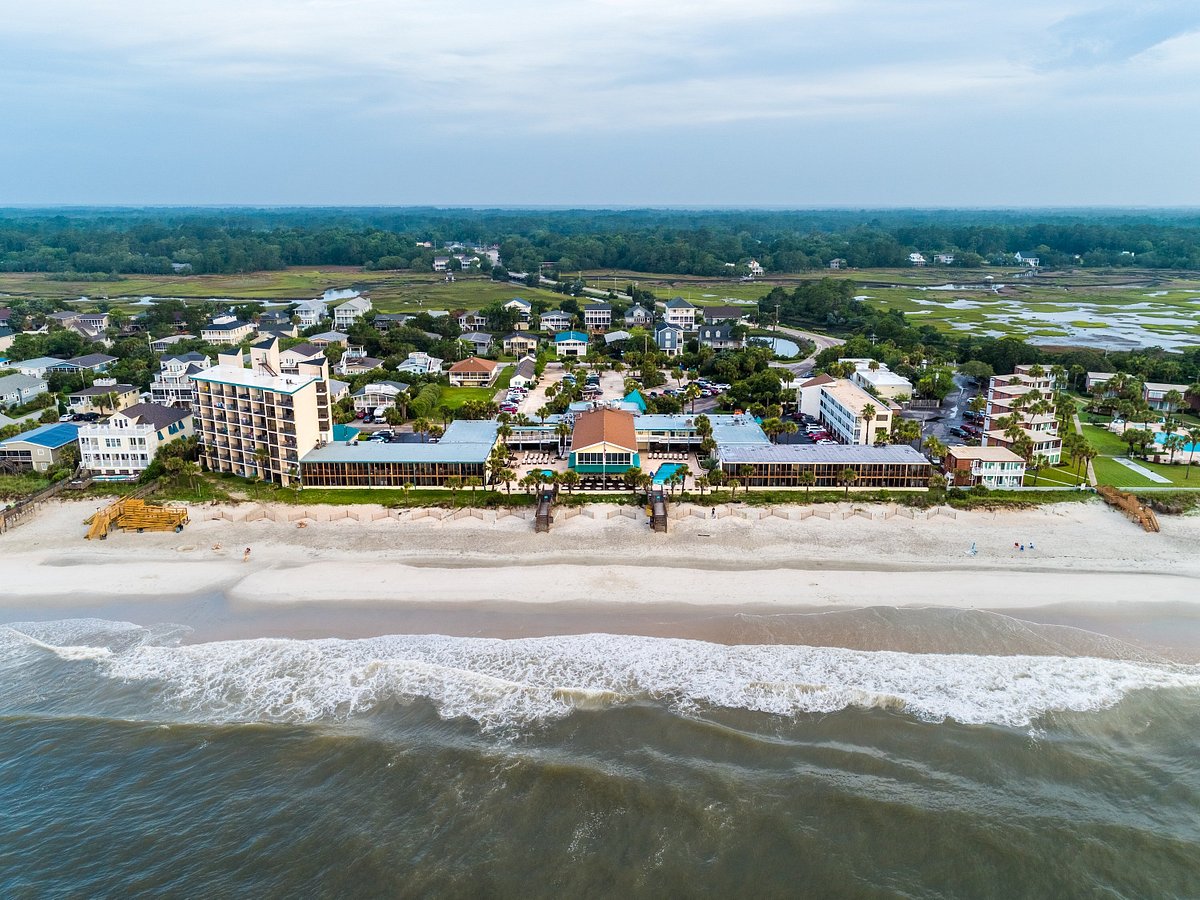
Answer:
[3, 498, 1197, 620]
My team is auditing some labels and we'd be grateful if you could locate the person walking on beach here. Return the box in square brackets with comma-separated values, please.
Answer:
[243, 547, 251, 563]
[969, 541, 977, 557]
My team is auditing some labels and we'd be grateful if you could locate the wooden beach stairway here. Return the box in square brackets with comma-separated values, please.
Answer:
[84, 497, 188, 539]
[1096, 485, 1160, 533]
[534, 486, 557, 533]
[648, 488, 669, 533]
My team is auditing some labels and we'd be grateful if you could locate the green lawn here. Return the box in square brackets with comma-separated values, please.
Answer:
[440, 386, 500, 410]
[1081, 424, 1133, 456]
[1024, 463, 1087, 487]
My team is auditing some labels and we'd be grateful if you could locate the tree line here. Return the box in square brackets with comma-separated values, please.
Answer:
[5, 208, 1200, 276]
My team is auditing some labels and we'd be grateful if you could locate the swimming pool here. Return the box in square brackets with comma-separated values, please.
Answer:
[1154, 433, 1198, 454]
[653, 463, 684, 484]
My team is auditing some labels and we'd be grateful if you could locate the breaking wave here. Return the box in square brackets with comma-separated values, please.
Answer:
[3, 620, 1199, 731]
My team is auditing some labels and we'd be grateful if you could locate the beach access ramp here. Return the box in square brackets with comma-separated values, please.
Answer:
[534, 487, 557, 533]
[1096, 485, 1160, 533]
[648, 488, 668, 533]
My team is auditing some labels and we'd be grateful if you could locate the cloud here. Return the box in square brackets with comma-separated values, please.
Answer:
[1039, 0, 1200, 68]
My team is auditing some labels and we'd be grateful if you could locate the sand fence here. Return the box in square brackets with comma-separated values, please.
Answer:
[201, 500, 956, 529]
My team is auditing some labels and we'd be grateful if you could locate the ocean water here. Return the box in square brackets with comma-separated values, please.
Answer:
[2, 617, 1199, 897]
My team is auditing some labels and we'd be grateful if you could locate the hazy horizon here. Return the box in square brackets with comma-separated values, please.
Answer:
[3, 1, 1198, 207]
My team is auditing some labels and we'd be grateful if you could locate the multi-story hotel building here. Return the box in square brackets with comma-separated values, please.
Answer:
[981, 365, 1062, 464]
[817, 378, 895, 445]
[193, 338, 332, 487]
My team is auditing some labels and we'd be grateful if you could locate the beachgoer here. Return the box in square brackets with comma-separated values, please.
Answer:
[1014, 542, 1019, 550]
[243, 547, 251, 563]
[711, 508, 716, 519]
[1019, 544, 1025, 552]
[1029, 541, 1035, 550]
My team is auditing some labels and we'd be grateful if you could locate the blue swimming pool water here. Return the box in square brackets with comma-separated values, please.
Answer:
[1154, 433, 1198, 453]
[653, 463, 683, 484]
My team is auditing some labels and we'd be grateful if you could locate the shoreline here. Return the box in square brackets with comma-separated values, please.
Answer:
[3, 498, 1198, 660]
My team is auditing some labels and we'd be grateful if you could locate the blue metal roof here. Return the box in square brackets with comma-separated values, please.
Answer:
[554, 331, 588, 343]
[1, 422, 80, 449]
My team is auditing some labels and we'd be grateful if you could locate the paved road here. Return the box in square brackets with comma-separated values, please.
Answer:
[769, 325, 845, 379]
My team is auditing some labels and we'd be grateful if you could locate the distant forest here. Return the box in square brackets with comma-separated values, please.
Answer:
[3, 207, 1200, 276]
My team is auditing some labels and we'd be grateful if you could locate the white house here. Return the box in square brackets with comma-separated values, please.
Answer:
[907, 252, 927, 267]
[293, 300, 328, 328]
[583, 303, 613, 332]
[78, 403, 194, 481]
[624, 304, 653, 327]
[201, 317, 255, 345]
[944, 445, 1026, 490]
[395, 351, 443, 376]
[746, 259, 764, 277]
[150, 352, 211, 409]
[663, 298, 697, 331]
[538, 310, 574, 332]
[332, 296, 373, 330]
[351, 380, 411, 415]
[13, 356, 67, 378]
[554, 331, 589, 358]
[1014, 252, 1040, 268]
[509, 355, 537, 389]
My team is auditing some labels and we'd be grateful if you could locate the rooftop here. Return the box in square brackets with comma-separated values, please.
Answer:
[820, 379, 885, 416]
[449, 356, 499, 374]
[70, 383, 136, 397]
[13, 356, 65, 370]
[194, 364, 320, 395]
[114, 402, 192, 430]
[572, 408, 637, 452]
[555, 331, 589, 343]
[68, 353, 117, 368]
[0, 421, 80, 449]
[947, 445, 1024, 462]
[717, 443, 930, 465]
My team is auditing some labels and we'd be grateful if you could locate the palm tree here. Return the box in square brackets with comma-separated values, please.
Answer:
[554, 421, 571, 456]
[922, 435, 947, 462]
[727, 477, 741, 499]
[799, 470, 816, 497]
[446, 475, 463, 506]
[1163, 434, 1185, 464]
[861, 403, 877, 444]
[252, 445, 271, 481]
[838, 467, 858, 495]
[1029, 453, 1048, 486]
[465, 476, 483, 505]
[558, 470, 580, 494]
[695, 474, 709, 497]
[1183, 426, 1200, 480]
[412, 417, 430, 442]
[537, 405, 550, 425]
[676, 464, 691, 495]
[762, 417, 784, 443]
[1163, 390, 1184, 414]
[437, 404, 454, 428]
[927, 472, 947, 498]
[684, 382, 701, 413]
[498, 468, 516, 495]
[402, 482, 414, 506]
[496, 423, 513, 449]
[623, 466, 642, 500]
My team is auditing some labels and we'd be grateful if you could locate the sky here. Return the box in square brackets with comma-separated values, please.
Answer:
[2, 0, 1199, 207]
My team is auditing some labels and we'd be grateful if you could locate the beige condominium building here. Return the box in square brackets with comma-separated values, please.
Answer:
[817, 378, 895, 445]
[193, 338, 332, 486]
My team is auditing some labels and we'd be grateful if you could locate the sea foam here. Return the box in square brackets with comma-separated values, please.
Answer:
[4, 621, 1200, 731]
